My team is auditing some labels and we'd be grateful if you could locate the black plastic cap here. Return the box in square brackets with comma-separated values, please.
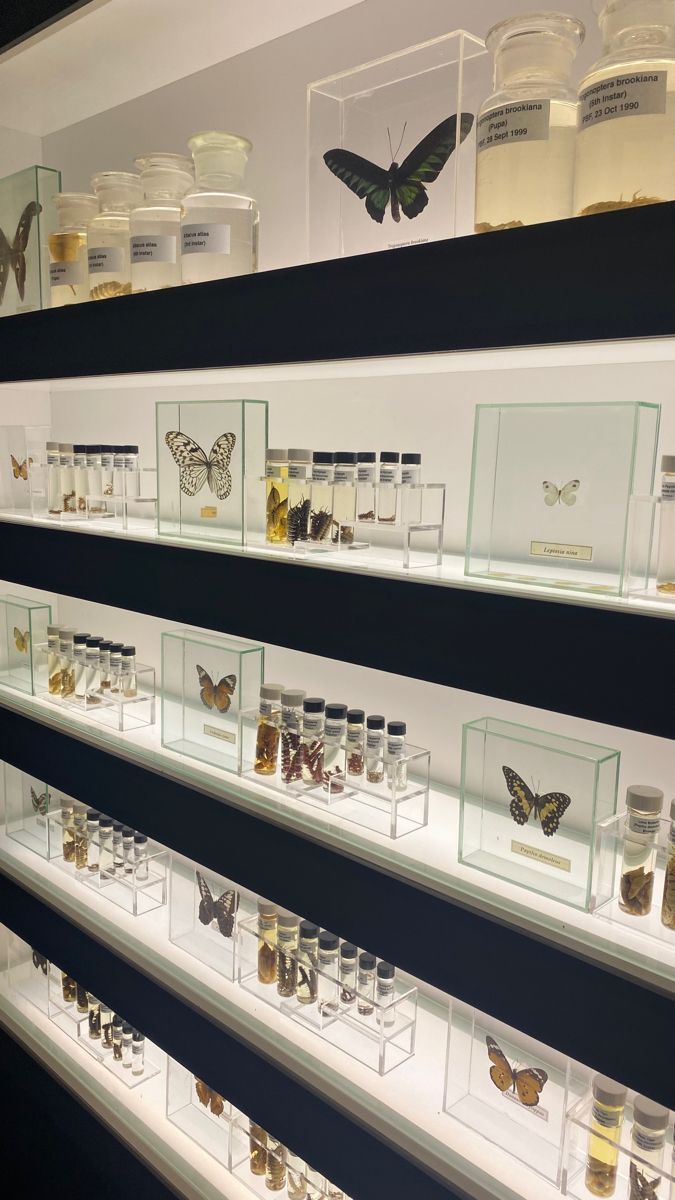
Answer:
[85, 637, 102, 648]
[109, 643, 124, 653]
[379, 451, 400, 463]
[401, 453, 421, 464]
[357, 451, 376, 463]
[73, 444, 87, 453]
[122, 645, 136, 655]
[73, 632, 90, 643]
[112, 822, 123, 833]
[366, 714, 385, 730]
[377, 961, 395, 979]
[87, 445, 102, 453]
[303, 697, 325, 713]
[99, 817, 113, 828]
[134, 834, 148, 844]
[387, 720, 406, 736]
[299, 920, 319, 939]
[335, 452, 357, 463]
[340, 941, 358, 959]
[359, 952, 376, 970]
[86, 811, 100, 821]
[312, 451, 334, 464]
[347, 709, 365, 723]
[99, 640, 113, 650]
[319, 930, 339, 951]
[326, 702, 348, 720]
[122, 826, 134, 837]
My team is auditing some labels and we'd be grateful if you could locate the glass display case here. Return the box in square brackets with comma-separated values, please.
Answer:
[7, 931, 50, 1013]
[36, 641, 156, 733]
[563, 1088, 675, 1200]
[465, 402, 661, 594]
[4, 761, 55, 859]
[166, 1056, 233, 1165]
[0, 165, 61, 317]
[592, 809, 675, 946]
[169, 858, 252, 979]
[0, 593, 51, 695]
[459, 717, 620, 910]
[0, 425, 50, 512]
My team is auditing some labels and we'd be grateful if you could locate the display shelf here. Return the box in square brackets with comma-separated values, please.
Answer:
[0, 204, 672, 383]
[0, 2, 93, 54]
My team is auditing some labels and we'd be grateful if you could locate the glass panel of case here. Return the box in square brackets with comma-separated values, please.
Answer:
[0, 165, 61, 318]
[563, 1090, 675, 1200]
[0, 425, 50, 512]
[169, 858, 254, 979]
[4, 761, 56, 859]
[166, 1057, 233, 1167]
[592, 810, 675, 946]
[7, 931, 50, 1013]
[0, 593, 52, 695]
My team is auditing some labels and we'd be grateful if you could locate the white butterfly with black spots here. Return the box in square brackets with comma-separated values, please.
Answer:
[542, 479, 580, 507]
[165, 430, 236, 500]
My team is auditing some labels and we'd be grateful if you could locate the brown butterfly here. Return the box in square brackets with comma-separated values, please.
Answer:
[31, 786, 48, 815]
[14, 627, 29, 653]
[486, 1036, 548, 1107]
[196, 870, 239, 937]
[0, 201, 41, 305]
[194, 1078, 225, 1117]
[11, 454, 32, 480]
[196, 665, 236, 713]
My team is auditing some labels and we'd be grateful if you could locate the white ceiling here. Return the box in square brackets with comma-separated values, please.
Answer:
[0, 0, 364, 136]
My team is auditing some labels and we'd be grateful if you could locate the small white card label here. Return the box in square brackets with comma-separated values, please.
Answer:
[511, 839, 571, 873]
[203, 722, 236, 744]
[477, 100, 550, 153]
[579, 71, 667, 131]
[88, 246, 125, 275]
[530, 540, 593, 562]
[50, 260, 84, 287]
[130, 234, 176, 264]
[502, 1089, 549, 1122]
[182, 223, 231, 255]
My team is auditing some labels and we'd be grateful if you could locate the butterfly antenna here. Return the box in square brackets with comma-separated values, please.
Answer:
[393, 121, 408, 161]
[387, 126, 395, 161]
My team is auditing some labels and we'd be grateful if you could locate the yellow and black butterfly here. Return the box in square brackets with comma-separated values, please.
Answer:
[194, 1078, 225, 1117]
[14, 627, 29, 653]
[165, 430, 236, 500]
[0, 201, 41, 306]
[323, 114, 474, 225]
[502, 766, 571, 838]
[196, 665, 236, 713]
[31, 786, 48, 816]
[10, 454, 32, 480]
[196, 870, 239, 938]
[486, 1036, 548, 1107]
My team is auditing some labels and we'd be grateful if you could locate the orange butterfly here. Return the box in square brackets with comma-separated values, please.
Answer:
[486, 1035, 548, 1107]
[194, 1078, 224, 1116]
[196, 664, 236, 713]
[10, 454, 32, 480]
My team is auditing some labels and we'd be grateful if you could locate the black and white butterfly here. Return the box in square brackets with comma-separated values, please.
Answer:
[196, 870, 239, 938]
[502, 766, 571, 838]
[542, 479, 580, 507]
[0, 202, 41, 306]
[32, 948, 48, 974]
[31, 786, 48, 816]
[323, 114, 474, 224]
[165, 431, 236, 500]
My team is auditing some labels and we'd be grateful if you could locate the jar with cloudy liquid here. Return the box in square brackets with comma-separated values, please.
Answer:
[475, 12, 584, 231]
[130, 153, 193, 292]
[629, 1096, 669, 1197]
[574, 0, 675, 216]
[619, 784, 664, 916]
[265, 449, 288, 545]
[88, 172, 142, 299]
[47, 624, 62, 695]
[656, 454, 675, 594]
[182, 131, 258, 282]
[49, 192, 98, 307]
[254, 683, 283, 775]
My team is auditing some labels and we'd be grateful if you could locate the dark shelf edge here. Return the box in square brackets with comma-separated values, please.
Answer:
[0, 203, 673, 382]
[0, 1, 92, 54]
[0, 705, 673, 1110]
[0, 518, 673, 736]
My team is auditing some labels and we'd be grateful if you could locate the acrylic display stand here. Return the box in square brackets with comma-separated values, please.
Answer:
[0, 165, 60, 318]
[28, 455, 156, 527]
[444, 999, 586, 1186]
[0, 425, 50, 512]
[166, 1057, 233, 1167]
[36, 643, 156, 733]
[161, 629, 264, 775]
[465, 402, 660, 595]
[169, 859, 253, 980]
[7, 932, 50, 1014]
[591, 810, 675, 946]
[4, 761, 57, 859]
[238, 917, 417, 1075]
[0, 594, 51, 695]
[624, 493, 675, 604]
[307, 30, 489, 260]
[459, 717, 620, 911]
[563, 1090, 675, 1200]
[230, 1114, 339, 1200]
[85, 467, 158, 531]
[156, 398, 267, 545]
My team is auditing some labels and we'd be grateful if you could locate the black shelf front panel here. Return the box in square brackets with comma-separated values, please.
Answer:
[0, 1, 92, 53]
[0, 203, 673, 382]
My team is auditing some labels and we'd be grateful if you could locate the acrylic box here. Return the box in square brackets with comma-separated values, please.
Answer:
[308, 30, 489, 261]
[0, 165, 61, 318]
[459, 717, 620, 910]
[230, 1114, 338, 1199]
[444, 999, 586, 1186]
[37, 643, 156, 733]
[162, 629, 264, 774]
[166, 1057, 233, 1168]
[563, 1090, 675, 1200]
[86, 467, 158, 533]
[157, 399, 267, 545]
[7, 931, 50, 1013]
[4, 761, 55, 859]
[47, 810, 169, 917]
[591, 810, 675, 946]
[169, 858, 251, 980]
[0, 593, 51, 695]
[0, 425, 50, 511]
[465, 402, 660, 594]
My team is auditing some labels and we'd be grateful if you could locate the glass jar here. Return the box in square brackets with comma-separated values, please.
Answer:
[333, 452, 357, 536]
[365, 714, 385, 784]
[656, 453, 675, 593]
[287, 449, 312, 544]
[661, 797, 675, 928]
[346, 708, 365, 777]
[323, 702, 347, 788]
[310, 452, 334, 543]
[88, 171, 142, 300]
[357, 951, 376, 1016]
[356, 451, 377, 522]
[376, 961, 396, 1030]
[619, 783, 664, 915]
[574, 0, 675, 215]
[317, 930, 339, 1016]
[130, 153, 193, 293]
[301, 697, 325, 785]
[49, 192, 98, 307]
[276, 910, 299, 997]
[386, 719, 408, 792]
[295, 920, 319, 1005]
[339, 941, 358, 1005]
[475, 12, 584, 231]
[61, 802, 75, 863]
[280, 688, 306, 783]
[585, 1074, 627, 1196]
[265, 449, 288, 545]
[254, 682, 283, 775]
[630, 1095, 668, 1194]
[182, 130, 258, 282]
[257, 899, 277, 984]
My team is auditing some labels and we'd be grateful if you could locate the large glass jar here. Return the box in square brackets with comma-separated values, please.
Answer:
[181, 131, 258, 283]
[574, 0, 675, 214]
[87, 171, 142, 300]
[48, 192, 98, 307]
[130, 153, 193, 293]
[475, 12, 584, 232]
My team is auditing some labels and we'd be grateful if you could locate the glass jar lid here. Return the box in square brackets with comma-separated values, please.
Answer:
[53, 192, 99, 228]
[487, 11, 585, 85]
[188, 130, 253, 185]
[133, 152, 194, 199]
[90, 171, 143, 211]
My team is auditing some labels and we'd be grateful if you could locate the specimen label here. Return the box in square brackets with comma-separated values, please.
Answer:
[130, 234, 176, 263]
[511, 839, 571, 872]
[181, 224, 231, 255]
[476, 100, 550, 153]
[530, 540, 593, 561]
[578, 71, 667, 130]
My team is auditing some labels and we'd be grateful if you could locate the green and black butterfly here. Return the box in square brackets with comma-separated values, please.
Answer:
[323, 114, 474, 224]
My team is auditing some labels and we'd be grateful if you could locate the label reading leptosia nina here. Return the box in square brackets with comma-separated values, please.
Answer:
[130, 234, 176, 264]
[88, 246, 125, 275]
[477, 100, 550, 153]
[182, 224, 231, 255]
[578, 71, 667, 131]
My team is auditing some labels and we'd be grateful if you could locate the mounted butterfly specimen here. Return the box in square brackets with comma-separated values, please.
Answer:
[30, 786, 48, 816]
[542, 479, 580, 506]
[323, 113, 474, 224]
[629, 1161, 660, 1200]
[165, 430, 236, 500]
[502, 766, 571, 838]
[14, 627, 29, 653]
[0, 202, 41, 306]
[31, 948, 48, 975]
[486, 1035, 548, 1107]
[196, 870, 239, 938]
[194, 1077, 225, 1117]
[196, 664, 236, 713]
[10, 454, 32, 481]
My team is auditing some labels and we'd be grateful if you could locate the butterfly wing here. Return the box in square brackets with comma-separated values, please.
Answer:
[196, 664, 217, 710]
[165, 431, 210, 497]
[0, 227, 10, 306]
[536, 792, 571, 838]
[205, 432, 236, 501]
[486, 1036, 515, 1093]
[10, 454, 27, 480]
[213, 889, 239, 938]
[14, 627, 29, 653]
[502, 766, 535, 827]
[32, 948, 48, 974]
[514, 1067, 548, 1106]
[196, 870, 215, 925]
[195, 1078, 211, 1107]
[629, 1162, 660, 1200]
[209, 1091, 224, 1117]
[30, 787, 48, 815]
[11, 202, 40, 301]
[395, 113, 474, 219]
[560, 479, 580, 507]
[323, 149, 392, 224]
[542, 481, 561, 506]
[213, 673, 237, 713]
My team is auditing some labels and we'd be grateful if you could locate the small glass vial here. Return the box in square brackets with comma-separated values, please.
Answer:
[76, 981, 89, 1013]
[49, 192, 99, 306]
[87, 993, 101, 1039]
[100, 1003, 113, 1049]
[123, 826, 135, 873]
[112, 822, 124, 873]
[73, 631, 89, 700]
[109, 642, 123, 693]
[112, 1014, 124, 1060]
[323, 702, 347, 790]
[301, 697, 325, 785]
[630, 1095, 669, 1196]
[100, 446, 115, 496]
[99, 641, 112, 691]
[619, 784, 664, 915]
[113, 446, 125, 493]
[59, 627, 76, 698]
[296, 920, 319, 1005]
[310, 452, 334, 543]
[339, 941, 358, 1006]
[475, 13, 584, 231]
[86, 810, 100, 872]
[357, 951, 376, 1016]
[86, 445, 102, 506]
[61, 802, 75, 864]
[122, 1022, 133, 1067]
[258, 899, 278, 984]
[74, 805, 88, 870]
[386, 720, 408, 792]
[132, 1030, 145, 1076]
[357, 451, 376, 522]
[254, 683, 283, 775]
[265, 1135, 286, 1192]
[585, 1074, 627, 1196]
[88, 171, 142, 299]
[85, 636, 102, 698]
[317, 930, 340, 1017]
[265, 449, 288, 545]
[130, 153, 194, 292]
[280, 688, 305, 783]
[134, 833, 149, 881]
[61, 971, 77, 1004]
[656, 455, 675, 594]
[333, 452, 358, 541]
[366, 714, 385, 784]
[121, 645, 137, 698]
[287, 1151, 307, 1200]
[276, 910, 299, 998]
[121, 445, 140, 499]
[305, 1166, 325, 1200]
[182, 131, 258, 281]
[73, 445, 88, 514]
[574, 0, 675, 217]
[401, 452, 422, 485]
[47, 624, 63, 695]
[378, 452, 399, 524]
[346, 709, 365, 777]
[47, 442, 62, 515]
[287, 449, 312, 544]
[661, 797, 675, 928]
[249, 1121, 267, 1176]
[99, 817, 113, 875]
[60, 443, 76, 514]
[376, 961, 396, 1030]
